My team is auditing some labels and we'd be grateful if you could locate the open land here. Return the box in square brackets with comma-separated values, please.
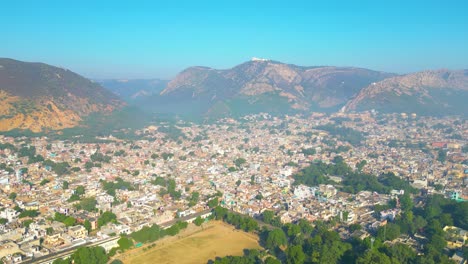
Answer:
[121, 221, 261, 264]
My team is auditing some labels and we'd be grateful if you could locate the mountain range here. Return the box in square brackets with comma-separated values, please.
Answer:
[0, 58, 124, 132]
[145, 59, 394, 118]
[0, 58, 466, 133]
[97, 79, 168, 101]
[343, 69, 468, 116]
[154, 59, 467, 118]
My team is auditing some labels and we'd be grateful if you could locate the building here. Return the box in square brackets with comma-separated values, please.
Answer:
[68, 225, 88, 239]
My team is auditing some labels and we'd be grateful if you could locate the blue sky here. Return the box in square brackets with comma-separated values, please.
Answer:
[1, 0, 467, 79]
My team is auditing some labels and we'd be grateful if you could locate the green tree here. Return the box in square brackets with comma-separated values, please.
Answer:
[236, 180, 241, 187]
[117, 236, 133, 251]
[262, 210, 275, 224]
[377, 223, 401, 241]
[98, 211, 117, 227]
[9, 192, 17, 201]
[18, 210, 39, 218]
[287, 245, 305, 264]
[413, 215, 427, 232]
[63, 216, 76, 227]
[83, 220, 92, 232]
[356, 160, 367, 171]
[52, 258, 71, 264]
[437, 149, 447, 163]
[23, 219, 33, 228]
[234, 158, 246, 168]
[62, 181, 69, 189]
[75, 186, 85, 196]
[207, 198, 219, 208]
[349, 223, 362, 232]
[399, 193, 414, 212]
[46, 227, 54, 235]
[384, 243, 416, 264]
[356, 250, 392, 264]
[194, 216, 204, 226]
[39, 179, 49, 186]
[76, 197, 97, 212]
[71, 246, 108, 264]
[264, 257, 281, 264]
[265, 229, 287, 250]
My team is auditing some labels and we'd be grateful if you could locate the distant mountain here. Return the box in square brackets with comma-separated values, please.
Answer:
[0, 58, 124, 132]
[98, 79, 168, 101]
[154, 59, 394, 118]
[343, 69, 468, 116]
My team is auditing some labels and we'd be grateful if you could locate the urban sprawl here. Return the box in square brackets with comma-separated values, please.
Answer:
[0, 112, 467, 263]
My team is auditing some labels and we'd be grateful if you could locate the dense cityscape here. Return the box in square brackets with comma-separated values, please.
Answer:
[0, 112, 466, 263]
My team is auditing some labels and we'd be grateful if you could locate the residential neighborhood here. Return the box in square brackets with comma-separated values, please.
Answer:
[0, 112, 466, 263]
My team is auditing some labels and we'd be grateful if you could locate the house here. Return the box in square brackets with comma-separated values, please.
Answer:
[0, 208, 19, 222]
[68, 225, 88, 239]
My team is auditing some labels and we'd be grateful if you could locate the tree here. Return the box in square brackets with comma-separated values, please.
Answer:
[356, 160, 367, 171]
[19, 210, 39, 218]
[298, 219, 313, 235]
[98, 211, 117, 227]
[399, 193, 414, 212]
[75, 186, 85, 196]
[71, 246, 107, 264]
[333, 155, 344, 164]
[437, 149, 447, 163]
[413, 215, 427, 232]
[236, 180, 241, 187]
[63, 217, 76, 227]
[62, 181, 69, 189]
[53, 258, 71, 264]
[194, 216, 204, 226]
[83, 220, 92, 232]
[356, 250, 392, 264]
[286, 223, 301, 239]
[77, 198, 97, 212]
[262, 210, 275, 224]
[265, 229, 287, 250]
[207, 197, 219, 208]
[46, 227, 54, 235]
[462, 246, 468, 261]
[23, 219, 33, 228]
[286, 245, 305, 264]
[377, 223, 401, 241]
[117, 236, 133, 251]
[349, 223, 362, 232]
[264, 257, 281, 264]
[426, 234, 447, 253]
[9, 192, 17, 201]
[234, 158, 246, 168]
[188, 191, 200, 207]
[384, 243, 416, 264]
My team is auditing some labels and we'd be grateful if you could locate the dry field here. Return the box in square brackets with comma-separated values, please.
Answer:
[121, 221, 261, 264]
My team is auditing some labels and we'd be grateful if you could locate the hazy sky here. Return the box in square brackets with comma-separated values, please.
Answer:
[1, 0, 467, 79]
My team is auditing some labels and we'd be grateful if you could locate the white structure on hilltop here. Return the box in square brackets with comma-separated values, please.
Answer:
[251, 57, 269, 62]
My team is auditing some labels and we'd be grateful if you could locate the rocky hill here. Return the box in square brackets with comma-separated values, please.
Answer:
[343, 69, 468, 116]
[157, 59, 394, 117]
[0, 58, 124, 132]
